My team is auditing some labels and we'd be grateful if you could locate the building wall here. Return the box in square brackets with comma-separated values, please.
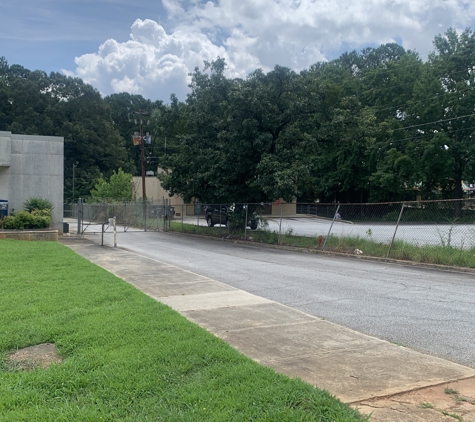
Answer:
[271, 199, 297, 216]
[0, 131, 64, 233]
[131, 177, 298, 217]
[132, 176, 185, 206]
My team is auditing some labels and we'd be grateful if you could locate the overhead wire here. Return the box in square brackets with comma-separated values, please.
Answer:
[373, 124, 475, 148]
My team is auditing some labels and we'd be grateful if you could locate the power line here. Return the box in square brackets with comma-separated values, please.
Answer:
[375, 124, 475, 148]
[390, 112, 475, 131]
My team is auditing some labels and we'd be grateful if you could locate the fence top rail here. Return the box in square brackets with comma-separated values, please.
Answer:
[296, 199, 475, 206]
[67, 198, 475, 207]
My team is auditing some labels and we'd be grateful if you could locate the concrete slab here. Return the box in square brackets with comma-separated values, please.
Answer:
[184, 302, 317, 332]
[157, 290, 272, 312]
[182, 302, 475, 402]
[259, 344, 474, 403]
[137, 280, 237, 298]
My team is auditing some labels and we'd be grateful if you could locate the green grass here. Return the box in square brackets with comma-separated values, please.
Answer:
[441, 411, 462, 420]
[0, 239, 366, 422]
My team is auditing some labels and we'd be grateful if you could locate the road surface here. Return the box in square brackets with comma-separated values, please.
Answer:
[95, 229, 475, 368]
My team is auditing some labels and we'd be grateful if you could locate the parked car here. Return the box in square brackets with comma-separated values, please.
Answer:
[205, 204, 259, 230]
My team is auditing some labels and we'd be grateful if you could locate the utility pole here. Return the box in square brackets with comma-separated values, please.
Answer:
[132, 110, 150, 203]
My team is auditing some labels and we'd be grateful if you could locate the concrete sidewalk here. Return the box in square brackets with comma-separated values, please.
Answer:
[59, 235, 475, 420]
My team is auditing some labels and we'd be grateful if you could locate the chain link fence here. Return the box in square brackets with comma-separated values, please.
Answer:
[64, 198, 475, 260]
[165, 199, 475, 257]
[64, 199, 175, 234]
[294, 199, 475, 254]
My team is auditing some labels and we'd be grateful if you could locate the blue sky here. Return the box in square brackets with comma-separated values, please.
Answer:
[2, 0, 475, 102]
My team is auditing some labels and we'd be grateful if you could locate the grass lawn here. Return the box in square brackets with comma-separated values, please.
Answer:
[0, 240, 366, 421]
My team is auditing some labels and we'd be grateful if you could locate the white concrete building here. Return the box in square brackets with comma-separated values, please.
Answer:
[0, 131, 64, 233]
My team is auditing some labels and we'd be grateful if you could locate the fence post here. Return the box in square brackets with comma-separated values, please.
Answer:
[113, 217, 117, 247]
[278, 202, 283, 245]
[144, 202, 147, 232]
[77, 198, 83, 235]
[387, 202, 405, 258]
[244, 204, 248, 240]
[322, 203, 340, 251]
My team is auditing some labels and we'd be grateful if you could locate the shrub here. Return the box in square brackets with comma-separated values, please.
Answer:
[2, 209, 51, 229]
[23, 197, 54, 213]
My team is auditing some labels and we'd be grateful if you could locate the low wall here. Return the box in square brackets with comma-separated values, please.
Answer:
[0, 230, 58, 241]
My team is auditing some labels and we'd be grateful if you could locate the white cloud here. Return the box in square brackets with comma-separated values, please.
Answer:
[69, 0, 475, 101]
[72, 19, 229, 101]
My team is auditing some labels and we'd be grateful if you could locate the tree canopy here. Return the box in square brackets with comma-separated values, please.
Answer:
[0, 63, 131, 200]
[2, 27, 475, 204]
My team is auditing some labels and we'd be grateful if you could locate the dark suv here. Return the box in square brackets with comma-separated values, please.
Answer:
[205, 204, 259, 230]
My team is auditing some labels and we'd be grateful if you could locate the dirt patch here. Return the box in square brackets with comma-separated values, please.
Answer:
[5, 343, 63, 371]
[353, 377, 475, 422]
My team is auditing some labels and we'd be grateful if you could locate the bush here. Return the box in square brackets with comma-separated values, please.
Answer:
[2, 209, 51, 230]
[23, 197, 54, 213]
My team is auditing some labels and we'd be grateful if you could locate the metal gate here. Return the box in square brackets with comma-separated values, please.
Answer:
[71, 199, 174, 235]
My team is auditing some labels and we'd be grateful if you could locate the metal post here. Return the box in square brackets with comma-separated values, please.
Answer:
[124, 202, 126, 232]
[144, 202, 147, 232]
[162, 197, 165, 232]
[77, 198, 83, 235]
[387, 202, 405, 258]
[244, 204, 248, 240]
[113, 217, 117, 247]
[181, 205, 184, 232]
[278, 202, 283, 245]
[72, 162, 78, 202]
[101, 222, 106, 246]
[322, 203, 340, 250]
[139, 111, 147, 203]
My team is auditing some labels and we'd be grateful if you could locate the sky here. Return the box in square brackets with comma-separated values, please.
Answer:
[2, 0, 475, 102]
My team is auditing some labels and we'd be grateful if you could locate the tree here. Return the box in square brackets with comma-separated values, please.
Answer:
[104, 93, 163, 176]
[0, 61, 132, 201]
[328, 45, 426, 202]
[149, 93, 190, 166]
[159, 59, 321, 204]
[406, 28, 475, 201]
[90, 168, 133, 201]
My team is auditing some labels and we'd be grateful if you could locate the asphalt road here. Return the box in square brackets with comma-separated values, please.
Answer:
[100, 229, 475, 368]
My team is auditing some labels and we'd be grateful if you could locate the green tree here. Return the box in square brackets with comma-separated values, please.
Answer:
[159, 59, 321, 204]
[0, 60, 132, 201]
[90, 168, 133, 201]
[149, 93, 189, 167]
[104, 93, 163, 176]
[329, 45, 426, 202]
[403, 28, 475, 201]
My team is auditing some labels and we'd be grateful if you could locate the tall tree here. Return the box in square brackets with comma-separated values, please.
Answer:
[407, 28, 475, 201]
[159, 59, 321, 204]
[0, 60, 131, 200]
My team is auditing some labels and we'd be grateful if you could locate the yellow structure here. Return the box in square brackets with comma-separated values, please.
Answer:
[132, 173, 296, 217]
